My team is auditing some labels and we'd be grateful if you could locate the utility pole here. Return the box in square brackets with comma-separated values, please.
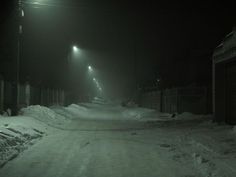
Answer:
[133, 10, 138, 91]
[13, 0, 23, 115]
[130, 10, 139, 103]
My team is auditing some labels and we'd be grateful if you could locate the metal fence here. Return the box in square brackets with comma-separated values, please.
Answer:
[162, 87, 207, 114]
[140, 87, 208, 114]
[0, 79, 65, 112]
[141, 91, 161, 111]
[0, 76, 4, 112]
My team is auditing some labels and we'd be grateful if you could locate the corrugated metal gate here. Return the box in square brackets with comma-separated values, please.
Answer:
[226, 61, 236, 124]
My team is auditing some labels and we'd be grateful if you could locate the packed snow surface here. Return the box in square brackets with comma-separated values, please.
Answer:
[0, 102, 236, 177]
[0, 116, 48, 167]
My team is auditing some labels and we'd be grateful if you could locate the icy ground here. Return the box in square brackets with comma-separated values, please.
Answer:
[0, 103, 236, 177]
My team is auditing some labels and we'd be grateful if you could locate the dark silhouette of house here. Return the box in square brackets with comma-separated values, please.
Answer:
[213, 27, 236, 124]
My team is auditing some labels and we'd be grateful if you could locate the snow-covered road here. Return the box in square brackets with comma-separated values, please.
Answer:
[0, 119, 203, 177]
[1, 103, 236, 177]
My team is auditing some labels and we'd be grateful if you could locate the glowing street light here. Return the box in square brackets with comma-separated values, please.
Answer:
[92, 77, 103, 93]
[73, 45, 79, 52]
[21, 9, 24, 17]
[88, 65, 93, 72]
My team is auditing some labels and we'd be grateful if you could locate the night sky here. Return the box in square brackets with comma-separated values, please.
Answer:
[0, 0, 235, 98]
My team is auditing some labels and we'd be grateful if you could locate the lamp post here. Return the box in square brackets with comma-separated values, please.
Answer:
[13, 0, 23, 115]
[67, 45, 81, 103]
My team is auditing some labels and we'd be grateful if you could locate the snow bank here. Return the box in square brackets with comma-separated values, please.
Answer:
[64, 104, 100, 119]
[174, 112, 212, 120]
[92, 97, 107, 105]
[20, 105, 69, 125]
[1, 105, 72, 168]
[122, 108, 155, 119]
[0, 116, 47, 168]
[50, 106, 75, 119]
[64, 103, 160, 120]
[19, 104, 211, 123]
[65, 104, 123, 120]
[58, 103, 171, 121]
[233, 126, 236, 134]
[66, 104, 88, 115]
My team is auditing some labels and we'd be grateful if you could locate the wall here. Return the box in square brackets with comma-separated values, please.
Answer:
[0, 79, 65, 113]
[0, 76, 4, 112]
[141, 87, 208, 114]
[141, 91, 161, 111]
[212, 29, 236, 123]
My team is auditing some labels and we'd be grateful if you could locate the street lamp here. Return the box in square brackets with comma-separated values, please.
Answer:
[69, 45, 80, 65]
[21, 9, 24, 17]
[88, 65, 93, 72]
[73, 45, 79, 52]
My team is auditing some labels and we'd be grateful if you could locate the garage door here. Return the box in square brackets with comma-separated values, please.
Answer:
[226, 61, 236, 124]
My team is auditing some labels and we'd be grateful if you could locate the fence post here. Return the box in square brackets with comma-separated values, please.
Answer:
[59, 89, 62, 105]
[52, 89, 56, 105]
[51, 89, 54, 105]
[62, 90, 65, 106]
[40, 88, 44, 106]
[25, 82, 30, 107]
[54, 89, 57, 105]
[57, 89, 60, 105]
[49, 89, 51, 105]
[0, 75, 4, 112]
[53, 89, 55, 105]
[176, 88, 179, 113]
[56, 89, 58, 105]
[48, 88, 50, 106]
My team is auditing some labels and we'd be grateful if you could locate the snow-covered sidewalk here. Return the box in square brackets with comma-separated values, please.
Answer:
[0, 116, 49, 167]
[185, 122, 236, 177]
[0, 104, 77, 168]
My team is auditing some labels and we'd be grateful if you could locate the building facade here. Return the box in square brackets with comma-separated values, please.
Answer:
[213, 28, 236, 124]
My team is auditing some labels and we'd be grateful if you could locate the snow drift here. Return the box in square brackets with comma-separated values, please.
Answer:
[20, 105, 70, 125]
[0, 116, 47, 168]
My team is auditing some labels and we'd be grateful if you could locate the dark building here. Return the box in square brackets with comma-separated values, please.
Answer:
[213, 28, 236, 124]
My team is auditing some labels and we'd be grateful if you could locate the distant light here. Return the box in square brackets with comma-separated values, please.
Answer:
[32, 0, 45, 4]
[33, 2, 40, 5]
[19, 25, 23, 34]
[88, 65, 93, 72]
[73, 46, 79, 52]
[21, 10, 24, 17]
[93, 78, 96, 81]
